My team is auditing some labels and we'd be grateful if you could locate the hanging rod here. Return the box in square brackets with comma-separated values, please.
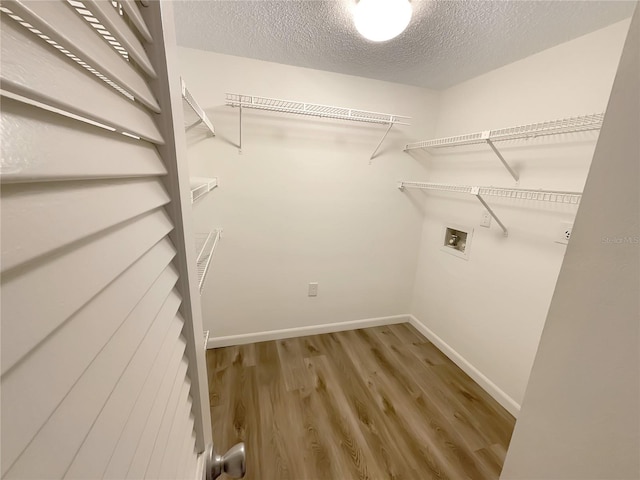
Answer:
[181, 78, 215, 135]
[190, 177, 218, 204]
[225, 92, 410, 158]
[404, 113, 604, 182]
[195, 229, 222, 294]
[397, 181, 582, 237]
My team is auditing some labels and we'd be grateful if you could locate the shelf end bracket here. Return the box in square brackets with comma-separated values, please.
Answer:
[238, 104, 243, 154]
[370, 122, 394, 163]
[472, 187, 508, 237]
[482, 132, 519, 183]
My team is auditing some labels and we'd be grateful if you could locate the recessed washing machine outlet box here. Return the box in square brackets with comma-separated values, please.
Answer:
[441, 225, 473, 260]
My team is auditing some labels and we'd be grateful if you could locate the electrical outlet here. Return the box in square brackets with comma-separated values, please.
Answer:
[308, 282, 318, 297]
[481, 211, 492, 228]
[555, 222, 573, 245]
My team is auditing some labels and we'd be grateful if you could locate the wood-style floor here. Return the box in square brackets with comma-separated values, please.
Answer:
[206, 323, 515, 479]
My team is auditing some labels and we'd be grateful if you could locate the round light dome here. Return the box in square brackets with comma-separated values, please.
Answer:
[354, 0, 412, 42]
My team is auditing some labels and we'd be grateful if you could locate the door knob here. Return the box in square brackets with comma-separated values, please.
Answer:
[205, 443, 246, 479]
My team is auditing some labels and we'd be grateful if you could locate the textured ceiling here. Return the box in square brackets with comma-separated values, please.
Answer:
[173, 0, 635, 89]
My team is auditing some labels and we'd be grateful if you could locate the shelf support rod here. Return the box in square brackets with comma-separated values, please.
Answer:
[370, 122, 394, 163]
[185, 118, 203, 131]
[484, 136, 519, 183]
[238, 104, 243, 154]
[472, 187, 508, 237]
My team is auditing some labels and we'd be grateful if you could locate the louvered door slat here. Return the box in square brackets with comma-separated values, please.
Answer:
[1, 210, 173, 374]
[1, 178, 170, 272]
[103, 332, 187, 480]
[5, 0, 160, 112]
[4, 271, 181, 479]
[0, 98, 167, 183]
[82, 0, 157, 79]
[161, 400, 194, 479]
[0, 15, 164, 143]
[145, 380, 191, 479]
[64, 315, 182, 479]
[120, 0, 153, 43]
[0, 240, 177, 476]
[187, 443, 200, 480]
[126, 359, 189, 479]
[179, 427, 198, 480]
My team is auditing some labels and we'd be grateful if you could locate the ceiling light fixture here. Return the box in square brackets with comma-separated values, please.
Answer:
[354, 0, 412, 42]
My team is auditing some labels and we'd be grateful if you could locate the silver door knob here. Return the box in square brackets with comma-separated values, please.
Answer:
[205, 443, 246, 479]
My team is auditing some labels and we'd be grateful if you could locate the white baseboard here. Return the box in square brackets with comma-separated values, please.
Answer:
[408, 314, 521, 417]
[207, 314, 410, 349]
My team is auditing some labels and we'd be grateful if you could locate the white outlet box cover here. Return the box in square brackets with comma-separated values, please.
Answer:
[481, 211, 492, 228]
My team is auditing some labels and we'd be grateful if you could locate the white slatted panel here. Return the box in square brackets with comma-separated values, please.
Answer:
[1, 177, 171, 273]
[102, 333, 188, 480]
[5, 0, 160, 111]
[64, 310, 184, 479]
[82, 0, 157, 79]
[126, 359, 190, 479]
[0, 98, 167, 183]
[0, 14, 163, 142]
[1, 2, 204, 480]
[119, 0, 153, 44]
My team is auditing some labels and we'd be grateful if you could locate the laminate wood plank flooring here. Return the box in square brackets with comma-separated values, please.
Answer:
[206, 323, 515, 479]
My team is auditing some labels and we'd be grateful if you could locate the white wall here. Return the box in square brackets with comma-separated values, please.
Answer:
[178, 50, 438, 341]
[409, 19, 630, 415]
[501, 6, 639, 477]
[179, 18, 631, 416]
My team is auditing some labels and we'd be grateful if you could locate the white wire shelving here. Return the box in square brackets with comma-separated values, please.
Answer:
[404, 113, 604, 182]
[181, 78, 215, 136]
[190, 177, 218, 204]
[397, 181, 582, 237]
[225, 93, 411, 159]
[195, 229, 221, 294]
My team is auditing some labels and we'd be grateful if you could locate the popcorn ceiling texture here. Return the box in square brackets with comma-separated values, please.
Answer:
[172, 0, 635, 89]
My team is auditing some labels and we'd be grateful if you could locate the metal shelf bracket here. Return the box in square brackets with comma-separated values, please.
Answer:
[470, 187, 509, 237]
[481, 131, 519, 183]
[238, 103, 243, 154]
[370, 122, 394, 163]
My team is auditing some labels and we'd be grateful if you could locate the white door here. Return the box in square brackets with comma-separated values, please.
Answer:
[1, 1, 214, 478]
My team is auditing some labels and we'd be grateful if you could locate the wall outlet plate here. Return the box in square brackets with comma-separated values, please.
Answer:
[308, 282, 318, 297]
[555, 222, 573, 245]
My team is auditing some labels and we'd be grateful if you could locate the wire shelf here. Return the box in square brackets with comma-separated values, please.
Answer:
[226, 93, 411, 126]
[182, 79, 215, 135]
[398, 181, 582, 204]
[397, 181, 474, 195]
[190, 177, 217, 204]
[477, 186, 582, 204]
[405, 113, 604, 150]
[195, 229, 221, 294]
